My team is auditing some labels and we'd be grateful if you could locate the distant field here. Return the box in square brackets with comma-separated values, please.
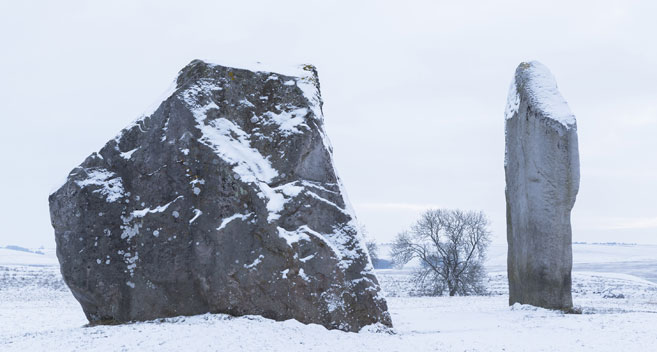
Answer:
[485, 243, 657, 283]
[376, 242, 657, 283]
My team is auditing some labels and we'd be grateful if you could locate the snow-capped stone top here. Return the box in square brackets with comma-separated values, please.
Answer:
[203, 60, 324, 120]
[507, 61, 576, 129]
[176, 59, 324, 122]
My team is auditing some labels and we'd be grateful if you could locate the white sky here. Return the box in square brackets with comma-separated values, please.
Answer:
[1, 0, 655, 248]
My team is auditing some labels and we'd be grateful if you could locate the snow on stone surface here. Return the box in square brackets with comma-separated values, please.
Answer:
[180, 77, 309, 225]
[298, 268, 311, 282]
[173, 61, 370, 277]
[263, 107, 310, 136]
[189, 101, 278, 184]
[243, 255, 264, 270]
[277, 227, 312, 247]
[131, 196, 183, 218]
[198, 60, 322, 109]
[2, 249, 657, 351]
[512, 61, 576, 128]
[239, 98, 255, 108]
[276, 182, 305, 197]
[119, 147, 139, 160]
[217, 213, 252, 231]
[73, 168, 124, 202]
[115, 59, 334, 235]
[200, 60, 325, 123]
[297, 225, 343, 257]
[189, 209, 202, 224]
[306, 190, 350, 215]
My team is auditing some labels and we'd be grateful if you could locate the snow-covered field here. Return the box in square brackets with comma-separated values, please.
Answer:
[1, 245, 657, 351]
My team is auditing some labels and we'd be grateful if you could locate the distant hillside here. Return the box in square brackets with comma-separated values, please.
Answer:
[0, 247, 58, 266]
[3, 245, 45, 255]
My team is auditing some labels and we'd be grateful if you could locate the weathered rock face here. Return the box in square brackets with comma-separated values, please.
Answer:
[49, 60, 392, 331]
[504, 61, 580, 310]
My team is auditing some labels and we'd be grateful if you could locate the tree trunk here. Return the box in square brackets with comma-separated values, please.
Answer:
[448, 280, 456, 296]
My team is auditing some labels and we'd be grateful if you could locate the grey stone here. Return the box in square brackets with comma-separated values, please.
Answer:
[49, 60, 392, 331]
[504, 61, 580, 310]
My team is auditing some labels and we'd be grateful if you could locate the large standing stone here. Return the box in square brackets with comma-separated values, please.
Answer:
[504, 61, 580, 310]
[49, 60, 392, 331]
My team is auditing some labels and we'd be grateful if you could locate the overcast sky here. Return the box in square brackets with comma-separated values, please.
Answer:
[1, 0, 656, 248]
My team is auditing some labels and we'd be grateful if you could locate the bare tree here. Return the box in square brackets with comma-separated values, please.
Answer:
[391, 209, 491, 296]
[359, 224, 379, 266]
[366, 240, 379, 265]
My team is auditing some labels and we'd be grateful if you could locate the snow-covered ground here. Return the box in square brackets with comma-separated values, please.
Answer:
[1, 245, 657, 351]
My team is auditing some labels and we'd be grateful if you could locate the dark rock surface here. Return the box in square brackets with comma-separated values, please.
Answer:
[49, 60, 392, 331]
[504, 61, 580, 310]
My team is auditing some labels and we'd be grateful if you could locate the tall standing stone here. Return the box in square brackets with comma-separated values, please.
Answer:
[49, 60, 392, 331]
[504, 61, 580, 309]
